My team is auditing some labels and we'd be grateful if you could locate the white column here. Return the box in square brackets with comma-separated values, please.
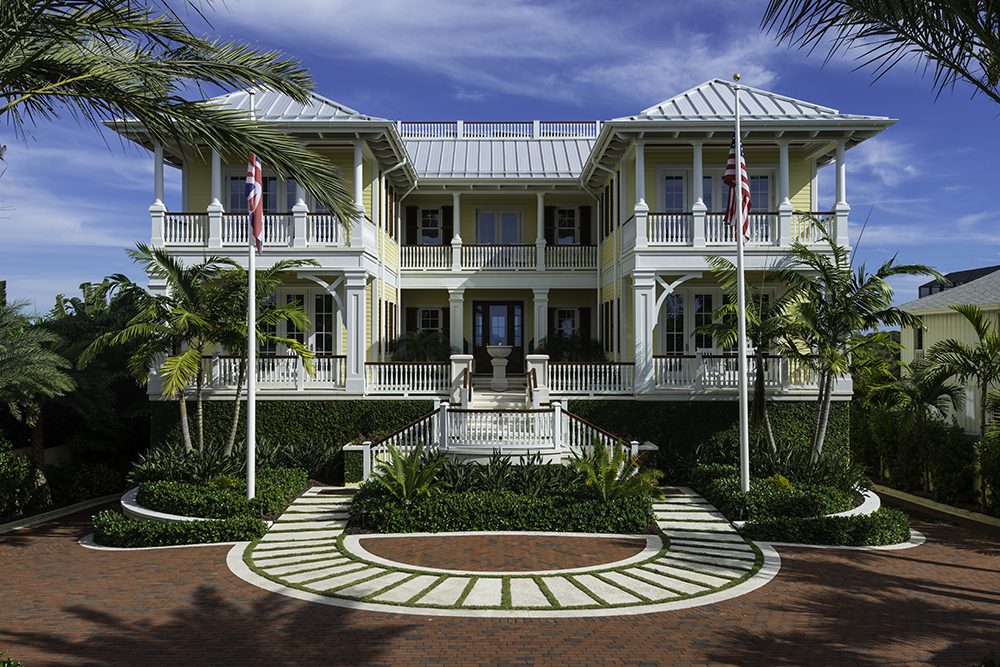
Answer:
[691, 141, 706, 247]
[207, 148, 223, 248]
[835, 141, 847, 205]
[632, 271, 655, 393]
[834, 141, 850, 246]
[448, 288, 464, 351]
[634, 141, 648, 248]
[778, 139, 793, 246]
[351, 141, 365, 247]
[210, 149, 222, 206]
[344, 271, 367, 393]
[292, 181, 308, 248]
[533, 287, 549, 348]
[152, 143, 165, 205]
[451, 192, 462, 271]
[149, 143, 167, 247]
[535, 192, 546, 271]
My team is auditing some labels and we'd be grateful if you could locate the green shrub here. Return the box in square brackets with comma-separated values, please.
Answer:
[46, 461, 124, 505]
[351, 487, 653, 534]
[983, 427, 1000, 515]
[251, 467, 309, 516]
[740, 507, 911, 546]
[571, 443, 664, 501]
[373, 443, 448, 501]
[698, 472, 853, 522]
[127, 441, 243, 486]
[0, 650, 23, 667]
[259, 439, 342, 480]
[0, 439, 34, 518]
[92, 509, 267, 547]
[136, 467, 308, 519]
[438, 452, 583, 496]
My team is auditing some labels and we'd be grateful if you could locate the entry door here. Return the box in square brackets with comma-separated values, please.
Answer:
[472, 301, 524, 374]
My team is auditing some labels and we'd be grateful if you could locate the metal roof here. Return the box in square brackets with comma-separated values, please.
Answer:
[208, 88, 385, 122]
[404, 138, 595, 180]
[618, 78, 889, 122]
[901, 269, 1000, 312]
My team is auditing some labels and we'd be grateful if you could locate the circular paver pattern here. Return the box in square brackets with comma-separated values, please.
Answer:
[227, 487, 781, 617]
[357, 533, 650, 572]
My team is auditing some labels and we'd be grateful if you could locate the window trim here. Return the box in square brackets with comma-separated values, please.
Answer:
[418, 307, 443, 332]
[475, 207, 523, 244]
[555, 208, 579, 245]
[418, 207, 443, 246]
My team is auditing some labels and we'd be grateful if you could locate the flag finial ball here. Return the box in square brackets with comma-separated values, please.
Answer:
[733, 73, 741, 81]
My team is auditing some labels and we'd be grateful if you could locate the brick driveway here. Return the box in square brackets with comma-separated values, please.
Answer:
[1, 506, 998, 666]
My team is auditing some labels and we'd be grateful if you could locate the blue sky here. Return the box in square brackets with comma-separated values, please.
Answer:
[3, 0, 999, 311]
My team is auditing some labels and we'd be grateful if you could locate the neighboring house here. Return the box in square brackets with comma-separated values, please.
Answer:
[918, 265, 1000, 299]
[900, 269, 1000, 435]
[108, 78, 889, 412]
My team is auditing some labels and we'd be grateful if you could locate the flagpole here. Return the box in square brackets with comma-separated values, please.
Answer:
[246, 90, 257, 500]
[733, 74, 751, 494]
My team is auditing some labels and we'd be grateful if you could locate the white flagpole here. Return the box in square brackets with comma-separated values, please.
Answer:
[246, 90, 257, 500]
[733, 75, 751, 493]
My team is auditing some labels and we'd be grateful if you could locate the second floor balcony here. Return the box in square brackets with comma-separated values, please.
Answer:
[638, 209, 839, 249]
[400, 242, 597, 272]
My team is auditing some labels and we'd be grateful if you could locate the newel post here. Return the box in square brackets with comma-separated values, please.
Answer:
[362, 440, 372, 481]
[552, 400, 563, 450]
[439, 401, 450, 451]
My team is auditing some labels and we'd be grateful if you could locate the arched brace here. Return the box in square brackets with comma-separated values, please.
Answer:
[297, 272, 346, 316]
[653, 272, 702, 318]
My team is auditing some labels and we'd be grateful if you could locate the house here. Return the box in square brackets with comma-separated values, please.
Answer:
[917, 265, 1000, 299]
[900, 268, 1000, 435]
[108, 78, 890, 444]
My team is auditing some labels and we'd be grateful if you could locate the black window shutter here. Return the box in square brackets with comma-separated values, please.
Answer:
[441, 307, 450, 334]
[579, 206, 592, 245]
[442, 205, 454, 244]
[405, 206, 418, 244]
[547, 308, 556, 338]
[544, 206, 556, 245]
[405, 307, 418, 332]
[579, 307, 591, 338]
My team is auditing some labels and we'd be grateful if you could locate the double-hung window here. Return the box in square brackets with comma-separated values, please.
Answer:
[476, 209, 520, 244]
[693, 293, 714, 351]
[420, 209, 442, 245]
[230, 175, 277, 212]
[313, 294, 336, 354]
[663, 175, 686, 212]
[419, 308, 441, 332]
[662, 294, 685, 354]
[556, 209, 578, 244]
[556, 308, 577, 337]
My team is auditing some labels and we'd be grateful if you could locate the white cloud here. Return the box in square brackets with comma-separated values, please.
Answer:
[847, 136, 918, 187]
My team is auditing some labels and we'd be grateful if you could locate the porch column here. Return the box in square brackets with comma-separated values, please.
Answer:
[451, 192, 462, 271]
[533, 287, 549, 349]
[292, 181, 308, 248]
[632, 271, 655, 393]
[207, 148, 223, 248]
[351, 141, 365, 247]
[691, 141, 706, 247]
[778, 139, 793, 246]
[634, 141, 648, 248]
[448, 288, 464, 351]
[149, 143, 166, 247]
[535, 192, 546, 271]
[152, 143, 165, 205]
[834, 141, 850, 246]
[344, 270, 367, 393]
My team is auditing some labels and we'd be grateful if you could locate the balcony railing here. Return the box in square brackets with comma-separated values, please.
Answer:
[645, 210, 835, 248]
[401, 244, 451, 270]
[462, 244, 535, 270]
[399, 244, 596, 271]
[204, 355, 347, 390]
[653, 354, 818, 390]
[163, 212, 208, 245]
[223, 213, 293, 247]
[156, 209, 349, 248]
[308, 213, 343, 245]
[545, 244, 597, 269]
[365, 362, 451, 395]
[398, 120, 600, 139]
[549, 362, 635, 395]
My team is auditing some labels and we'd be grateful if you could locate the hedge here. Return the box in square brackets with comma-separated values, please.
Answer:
[136, 467, 308, 519]
[568, 400, 850, 481]
[699, 473, 854, 523]
[740, 507, 911, 546]
[92, 510, 267, 547]
[350, 489, 654, 534]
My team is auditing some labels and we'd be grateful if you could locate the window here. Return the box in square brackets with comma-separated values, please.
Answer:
[477, 210, 520, 244]
[314, 294, 335, 354]
[556, 209, 578, 245]
[420, 209, 441, 245]
[285, 293, 306, 347]
[693, 293, 714, 350]
[914, 325, 924, 351]
[662, 294, 685, 354]
[663, 175, 685, 212]
[259, 296, 277, 354]
[750, 175, 770, 211]
[230, 175, 277, 212]
[702, 176, 714, 211]
[556, 309, 577, 337]
[285, 178, 299, 212]
[419, 308, 441, 331]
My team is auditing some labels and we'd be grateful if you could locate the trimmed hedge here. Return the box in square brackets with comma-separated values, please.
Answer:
[740, 507, 911, 546]
[136, 467, 308, 519]
[568, 400, 850, 481]
[92, 509, 267, 547]
[351, 488, 654, 534]
[694, 467, 854, 522]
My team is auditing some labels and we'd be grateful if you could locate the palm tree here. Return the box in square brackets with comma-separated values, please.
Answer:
[0, 298, 74, 504]
[210, 260, 317, 456]
[762, 1, 1000, 106]
[389, 330, 456, 362]
[927, 304, 1000, 503]
[777, 225, 937, 460]
[694, 257, 804, 455]
[1, 0, 354, 221]
[80, 244, 234, 452]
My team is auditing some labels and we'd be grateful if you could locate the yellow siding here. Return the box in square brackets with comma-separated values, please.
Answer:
[363, 156, 373, 219]
[186, 159, 211, 210]
[625, 155, 636, 215]
[789, 149, 813, 211]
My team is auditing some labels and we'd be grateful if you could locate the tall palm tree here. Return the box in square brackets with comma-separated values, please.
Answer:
[0, 298, 75, 504]
[762, 1, 1000, 106]
[927, 304, 1000, 503]
[1, 0, 354, 221]
[777, 225, 937, 460]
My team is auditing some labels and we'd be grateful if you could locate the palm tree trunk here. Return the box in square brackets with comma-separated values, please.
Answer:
[195, 346, 205, 451]
[813, 373, 835, 461]
[812, 370, 828, 456]
[223, 360, 247, 457]
[178, 393, 193, 452]
[29, 408, 52, 508]
[753, 352, 776, 454]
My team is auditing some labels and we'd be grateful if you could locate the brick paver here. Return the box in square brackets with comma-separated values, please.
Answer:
[1, 506, 998, 665]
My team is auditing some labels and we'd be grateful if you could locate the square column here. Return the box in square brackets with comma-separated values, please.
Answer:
[292, 182, 308, 248]
[634, 141, 648, 248]
[150, 143, 166, 247]
[207, 148, 223, 248]
[344, 270, 368, 393]
[533, 287, 549, 348]
[448, 288, 464, 351]
[632, 271, 655, 393]
[778, 139, 793, 246]
[691, 141, 706, 247]
[834, 141, 850, 246]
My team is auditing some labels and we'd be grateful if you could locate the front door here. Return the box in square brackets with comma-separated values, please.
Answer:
[472, 301, 524, 374]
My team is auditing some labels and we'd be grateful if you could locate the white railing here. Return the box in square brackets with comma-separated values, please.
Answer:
[163, 213, 208, 245]
[370, 409, 441, 469]
[653, 355, 819, 390]
[446, 408, 556, 449]
[222, 213, 293, 247]
[549, 362, 635, 395]
[793, 213, 833, 244]
[398, 121, 599, 139]
[307, 213, 344, 245]
[401, 245, 452, 269]
[462, 244, 535, 270]
[705, 212, 776, 245]
[205, 355, 346, 390]
[648, 212, 692, 245]
[545, 244, 597, 269]
[365, 362, 450, 395]
[310, 356, 347, 385]
[562, 410, 628, 455]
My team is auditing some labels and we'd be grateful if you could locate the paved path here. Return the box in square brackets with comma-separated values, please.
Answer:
[236, 487, 773, 616]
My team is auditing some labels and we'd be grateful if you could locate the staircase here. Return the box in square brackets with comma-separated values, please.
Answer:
[468, 374, 529, 409]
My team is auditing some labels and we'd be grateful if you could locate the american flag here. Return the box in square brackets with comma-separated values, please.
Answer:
[723, 138, 751, 240]
[246, 153, 263, 252]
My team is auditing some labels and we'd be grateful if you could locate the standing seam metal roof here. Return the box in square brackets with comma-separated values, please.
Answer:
[403, 138, 595, 179]
[209, 88, 386, 122]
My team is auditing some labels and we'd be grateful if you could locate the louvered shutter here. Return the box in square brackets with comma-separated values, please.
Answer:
[579, 307, 591, 338]
[579, 206, 592, 245]
[544, 206, 556, 245]
[442, 205, 454, 243]
[405, 307, 418, 332]
[405, 206, 418, 244]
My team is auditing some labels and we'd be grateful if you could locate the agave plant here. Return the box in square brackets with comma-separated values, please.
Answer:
[374, 442, 448, 502]
[571, 442, 664, 502]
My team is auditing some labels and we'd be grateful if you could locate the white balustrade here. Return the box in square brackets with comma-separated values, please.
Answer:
[307, 213, 344, 245]
[647, 213, 692, 245]
[544, 244, 597, 269]
[705, 212, 777, 245]
[365, 362, 450, 394]
[163, 213, 208, 245]
[653, 356, 696, 387]
[548, 363, 635, 395]
[793, 213, 833, 244]
[653, 355, 819, 390]
[562, 411, 625, 455]
[446, 409, 555, 448]
[221, 213, 293, 246]
[397, 121, 597, 139]
[401, 245, 452, 269]
[461, 244, 535, 270]
[204, 355, 347, 390]
[308, 356, 347, 386]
